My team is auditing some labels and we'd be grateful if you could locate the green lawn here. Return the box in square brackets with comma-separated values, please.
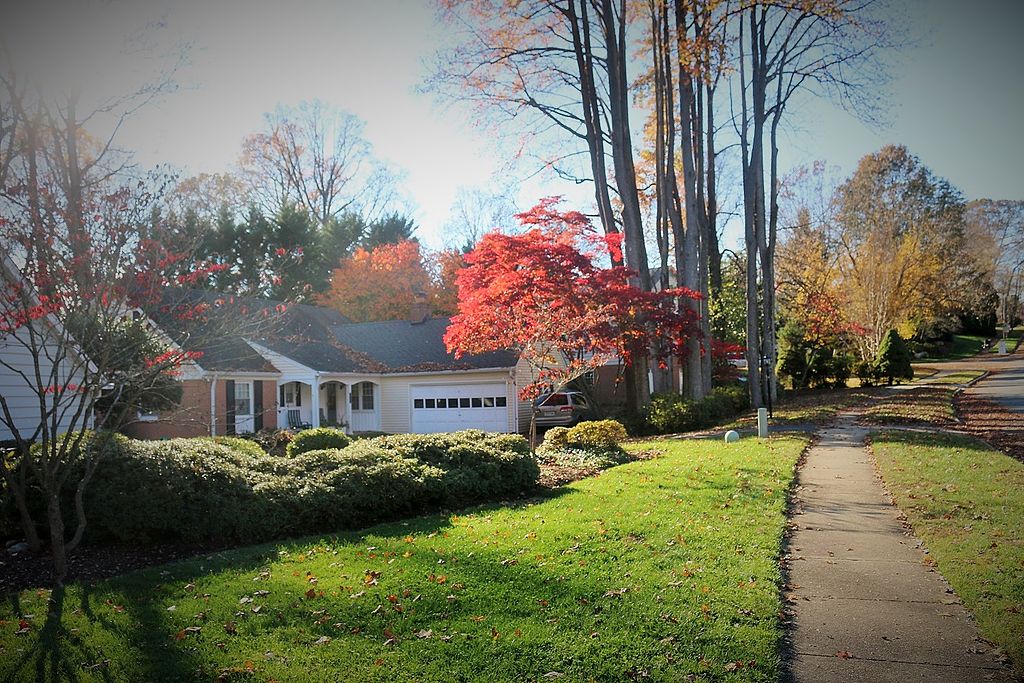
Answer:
[871, 431, 1024, 674]
[919, 369, 985, 385]
[0, 436, 806, 682]
[990, 328, 1024, 354]
[917, 334, 988, 362]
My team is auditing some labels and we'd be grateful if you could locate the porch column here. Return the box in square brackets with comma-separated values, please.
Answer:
[345, 383, 354, 434]
[311, 377, 321, 428]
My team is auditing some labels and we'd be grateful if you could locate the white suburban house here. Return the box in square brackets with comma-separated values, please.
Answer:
[123, 293, 536, 439]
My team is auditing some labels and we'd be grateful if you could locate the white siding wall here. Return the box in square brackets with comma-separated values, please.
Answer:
[246, 341, 312, 380]
[379, 371, 515, 434]
[0, 323, 91, 443]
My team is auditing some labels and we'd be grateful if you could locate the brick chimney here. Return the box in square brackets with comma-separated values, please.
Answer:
[409, 290, 431, 324]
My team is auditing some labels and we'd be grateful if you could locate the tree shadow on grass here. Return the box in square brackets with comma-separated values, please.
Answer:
[1, 466, 774, 682]
[4, 585, 112, 683]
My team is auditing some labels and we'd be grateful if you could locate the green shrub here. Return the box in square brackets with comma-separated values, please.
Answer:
[564, 419, 627, 449]
[536, 420, 631, 471]
[205, 436, 267, 458]
[776, 320, 852, 390]
[286, 427, 352, 457]
[6, 427, 539, 546]
[645, 386, 750, 434]
[542, 427, 571, 450]
[874, 329, 914, 385]
[370, 430, 537, 505]
[854, 359, 879, 387]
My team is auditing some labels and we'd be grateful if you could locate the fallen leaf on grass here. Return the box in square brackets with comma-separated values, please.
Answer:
[313, 636, 331, 646]
[173, 626, 202, 641]
[415, 629, 433, 639]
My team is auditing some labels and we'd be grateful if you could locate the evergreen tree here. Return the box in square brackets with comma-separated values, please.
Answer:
[360, 212, 417, 249]
[873, 329, 914, 385]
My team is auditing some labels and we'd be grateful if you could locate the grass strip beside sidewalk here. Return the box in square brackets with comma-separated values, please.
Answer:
[871, 431, 1024, 675]
[1, 436, 806, 683]
[861, 386, 958, 425]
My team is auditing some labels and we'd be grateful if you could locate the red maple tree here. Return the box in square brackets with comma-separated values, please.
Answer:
[444, 198, 700, 445]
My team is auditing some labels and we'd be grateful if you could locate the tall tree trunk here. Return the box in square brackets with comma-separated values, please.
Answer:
[650, 0, 672, 394]
[675, 0, 706, 401]
[569, 0, 619, 257]
[765, 99, 783, 405]
[601, 0, 651, 410]
[704, 80, 723, 297]
[740, 8, 764, 409]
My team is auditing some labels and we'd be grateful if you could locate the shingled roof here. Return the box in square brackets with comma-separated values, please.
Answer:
[329, 317, 519, 372]
[150, 290, 517, 374]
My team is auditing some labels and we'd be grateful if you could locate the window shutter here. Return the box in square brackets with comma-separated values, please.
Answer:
[279, 384, 285, 408]
[296, 385, 302, 407]
[225, 379, 236, 436]
[254, 381, 264, 431]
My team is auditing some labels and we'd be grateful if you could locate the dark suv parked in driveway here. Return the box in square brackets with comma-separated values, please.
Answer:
[533, 391, 592, 427]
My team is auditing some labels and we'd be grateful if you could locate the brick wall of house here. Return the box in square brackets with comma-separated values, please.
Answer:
[124, 378, 279, 440]
[122, 378, 212, 439]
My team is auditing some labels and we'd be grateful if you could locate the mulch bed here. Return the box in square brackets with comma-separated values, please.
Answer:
[0, 540, 235, 596]
[955, 392, 1024, 463]
[537, 464, 604, 488]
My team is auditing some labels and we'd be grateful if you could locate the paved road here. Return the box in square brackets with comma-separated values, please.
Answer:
[786, 416, 1017, 682]
[915, 347, 1024, 414]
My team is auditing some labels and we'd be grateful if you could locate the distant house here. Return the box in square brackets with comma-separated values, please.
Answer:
[0, 256, 94, 446]
[123, 294, 535, 438]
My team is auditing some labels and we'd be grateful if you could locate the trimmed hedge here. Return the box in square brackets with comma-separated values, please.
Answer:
[11, 430, 537, 545]
[370, 430, 539, 503]
[286, 427, 352, 457]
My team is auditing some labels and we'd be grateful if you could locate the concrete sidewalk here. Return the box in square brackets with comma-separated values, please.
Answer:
[784, 416, 1018, 682]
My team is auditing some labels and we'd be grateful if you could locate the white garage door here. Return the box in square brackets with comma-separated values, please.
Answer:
[411, 383, 510, 434]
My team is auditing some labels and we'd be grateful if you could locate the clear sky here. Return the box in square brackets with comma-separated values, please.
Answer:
[2, 0, 1022, 251]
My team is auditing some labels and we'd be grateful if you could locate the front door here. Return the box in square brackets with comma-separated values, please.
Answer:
[349, 382, 379, 432]
[234, 381, 254, 434]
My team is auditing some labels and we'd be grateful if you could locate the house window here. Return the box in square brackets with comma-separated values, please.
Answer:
[495, 397, 507, 407]
[285, 384, 295, 405]
[471, 397, 483, 408]
[483, 397, 494, 408]
[235, 381, 252, 416]
[459, 398, 471, 408]
[361, 382, 374, 410]
[137, 409, 161, 422]
[414, 399, 424, 409]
